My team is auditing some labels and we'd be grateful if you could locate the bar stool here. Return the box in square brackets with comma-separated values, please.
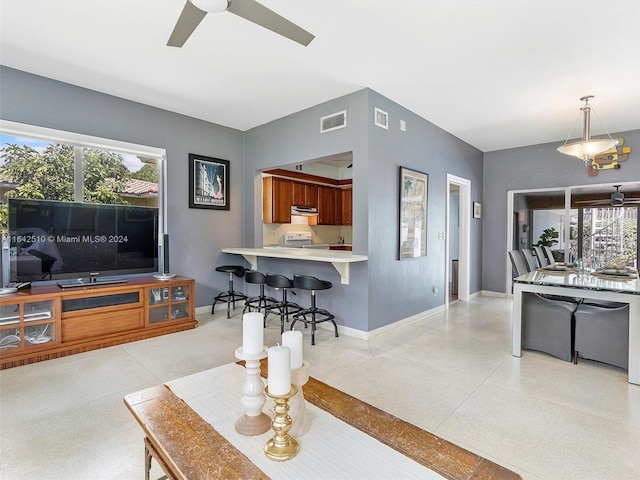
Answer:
[264, 273, 303, 334]
[290, 274, 338, 345]
[242, 270, 277, 318]
[212, 265, 247, 319]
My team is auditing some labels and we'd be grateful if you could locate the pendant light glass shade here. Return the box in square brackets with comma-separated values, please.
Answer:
[557, 95, 618, 163]
[557, 138, 619, 160]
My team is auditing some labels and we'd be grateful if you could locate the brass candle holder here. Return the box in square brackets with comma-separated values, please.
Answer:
[264, 385, 299, 461]
[234, 347, 271, 436]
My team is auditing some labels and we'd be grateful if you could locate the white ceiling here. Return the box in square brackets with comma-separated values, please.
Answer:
[1, 0, 639, 153]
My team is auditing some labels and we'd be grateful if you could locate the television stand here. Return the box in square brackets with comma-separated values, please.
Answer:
[57, 277, 128, 289]
[1, 275, 196, 369]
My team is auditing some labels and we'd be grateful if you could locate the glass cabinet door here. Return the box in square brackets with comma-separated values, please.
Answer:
[23, 300, 56, 347]
[170, 285, 190, 319]
[0, 303, 21, 350]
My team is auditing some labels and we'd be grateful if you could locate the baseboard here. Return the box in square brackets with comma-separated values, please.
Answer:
[315, 304, 447, 341]
[480, 290, 509, 298]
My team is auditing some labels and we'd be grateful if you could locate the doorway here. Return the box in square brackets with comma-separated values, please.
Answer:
[446, 174, 471, 308]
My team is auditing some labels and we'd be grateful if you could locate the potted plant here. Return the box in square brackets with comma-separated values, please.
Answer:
[533, 227, 560, 261]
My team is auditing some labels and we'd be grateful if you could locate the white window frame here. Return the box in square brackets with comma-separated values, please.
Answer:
[0, 119, 167, 231]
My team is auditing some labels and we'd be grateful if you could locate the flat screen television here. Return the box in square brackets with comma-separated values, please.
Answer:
[8, 199, 159, 283]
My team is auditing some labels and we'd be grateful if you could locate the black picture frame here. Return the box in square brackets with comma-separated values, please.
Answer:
[399, 166, 429, 259]
[188, 154, 230, 210]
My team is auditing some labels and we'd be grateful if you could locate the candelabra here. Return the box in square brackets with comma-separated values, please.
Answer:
[234, 347, 271, 436]
[264, 385, 299, 461]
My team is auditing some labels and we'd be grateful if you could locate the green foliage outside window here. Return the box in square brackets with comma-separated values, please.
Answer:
[0, 143, 132, 235]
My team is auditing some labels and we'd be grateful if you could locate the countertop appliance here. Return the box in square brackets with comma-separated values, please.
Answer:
[283, 232, 330, 249]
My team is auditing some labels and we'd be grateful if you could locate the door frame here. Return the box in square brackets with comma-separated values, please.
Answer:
[446, 174, 471, 307]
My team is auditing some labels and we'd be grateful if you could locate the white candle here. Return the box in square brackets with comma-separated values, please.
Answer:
[242, 312, 264, 354]
[268, 345, 291, 396]
[282, 330, 303, 369]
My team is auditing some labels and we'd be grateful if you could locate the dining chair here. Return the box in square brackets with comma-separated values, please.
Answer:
[508, 250, 528, 277]
[521, 249, 538, 272]
[574, 300, 629, 369]
[522, 292, 578, 362]
[533, 246, 549, 267]
[543, 246, 557, 265]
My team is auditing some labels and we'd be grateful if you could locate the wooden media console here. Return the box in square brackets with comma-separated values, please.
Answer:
[0, 276, 196, 369]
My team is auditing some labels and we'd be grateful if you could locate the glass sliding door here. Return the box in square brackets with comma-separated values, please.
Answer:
[576, 206, 638, 269]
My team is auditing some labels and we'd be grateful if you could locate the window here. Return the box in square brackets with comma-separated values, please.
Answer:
[0, 120, 166, 234]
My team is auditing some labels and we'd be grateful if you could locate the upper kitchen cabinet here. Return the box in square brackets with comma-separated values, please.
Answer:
[292, 181, 318, 208]
[340, 187, 353, 226]
[317, 185, 338, 225]
[263, 176, 293, 223]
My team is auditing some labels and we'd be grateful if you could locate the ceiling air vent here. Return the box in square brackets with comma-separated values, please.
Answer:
[320, 110, 347, 133]
[374, 108, 388, 129]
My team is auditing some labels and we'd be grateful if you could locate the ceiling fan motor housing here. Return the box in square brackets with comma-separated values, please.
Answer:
[611, 193, 624, 206]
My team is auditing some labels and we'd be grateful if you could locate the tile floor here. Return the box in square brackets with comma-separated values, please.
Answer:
[1, 295, 639, 480]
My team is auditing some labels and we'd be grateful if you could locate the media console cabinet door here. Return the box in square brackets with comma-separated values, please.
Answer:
[62, 309, 144, 342]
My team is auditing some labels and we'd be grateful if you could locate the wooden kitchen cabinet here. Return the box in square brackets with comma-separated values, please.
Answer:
[263, 176, 293, 223]
[340, 186, 353, 225]
[317, 185, 338, 225]
[292, 181, 318, 208]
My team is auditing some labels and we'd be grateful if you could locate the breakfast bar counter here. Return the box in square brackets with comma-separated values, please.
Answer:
[222, 247, 367, 284]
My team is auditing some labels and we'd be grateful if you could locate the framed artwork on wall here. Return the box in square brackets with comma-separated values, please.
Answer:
[473, 201, 482, 219]
[399, 166, 429, 259]
[188, 154, 230, 210]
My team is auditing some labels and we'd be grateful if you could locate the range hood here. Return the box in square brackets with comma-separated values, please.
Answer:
[291, 206, 318, 216]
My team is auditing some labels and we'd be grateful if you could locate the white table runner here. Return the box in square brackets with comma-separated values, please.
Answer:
[166, 363, 445, 480]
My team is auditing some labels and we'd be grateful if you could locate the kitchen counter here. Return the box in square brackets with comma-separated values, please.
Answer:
[221, 247, 367, 284]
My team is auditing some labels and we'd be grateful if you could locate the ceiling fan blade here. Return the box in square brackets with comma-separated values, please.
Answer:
[228, 0, 314, 46]
[167, 1, 208, 47]
[574, 199, 612, 205]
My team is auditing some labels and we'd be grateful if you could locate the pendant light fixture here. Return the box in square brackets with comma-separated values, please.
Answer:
[557, 95, 619, 165]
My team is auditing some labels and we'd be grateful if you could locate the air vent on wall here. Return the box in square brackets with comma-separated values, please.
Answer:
[374, 108, 388, 129]
[320, 110, 347, 133]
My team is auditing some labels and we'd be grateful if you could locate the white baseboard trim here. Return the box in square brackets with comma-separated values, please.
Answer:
[315, 304, 447, 340]
[480, 290, 509, 298]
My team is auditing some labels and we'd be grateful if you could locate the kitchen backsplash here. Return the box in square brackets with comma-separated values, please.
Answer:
[263, 224, 352, 246]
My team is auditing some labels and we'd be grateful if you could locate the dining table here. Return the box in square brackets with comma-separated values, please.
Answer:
[512, 265, 639, 385]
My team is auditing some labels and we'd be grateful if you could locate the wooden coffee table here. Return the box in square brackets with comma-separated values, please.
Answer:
[124, 365, 521, 480]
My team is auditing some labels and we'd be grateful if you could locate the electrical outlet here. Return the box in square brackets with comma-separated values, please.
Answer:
[433, 286, 438, 296]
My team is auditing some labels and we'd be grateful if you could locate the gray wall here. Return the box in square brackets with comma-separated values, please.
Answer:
[244, 89, 483, 331]
[243, 89, 371, 331]
[365, 90, 483, 329]
[0, 66, 245, 306]
[1, 67, 484, 331]
[482, 128, 640, 293]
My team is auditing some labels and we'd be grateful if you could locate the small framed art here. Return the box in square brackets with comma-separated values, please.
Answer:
[188, 154, 230, 210]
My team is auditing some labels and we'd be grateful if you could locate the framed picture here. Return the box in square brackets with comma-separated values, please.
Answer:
[473, 201, 482, 219]
[399, 166, 429, 259]
[188, 154, 230, 210]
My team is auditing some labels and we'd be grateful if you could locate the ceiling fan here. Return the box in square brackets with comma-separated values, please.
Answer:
[167, 0, 314, 48]
[575, 185, 640, 207]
